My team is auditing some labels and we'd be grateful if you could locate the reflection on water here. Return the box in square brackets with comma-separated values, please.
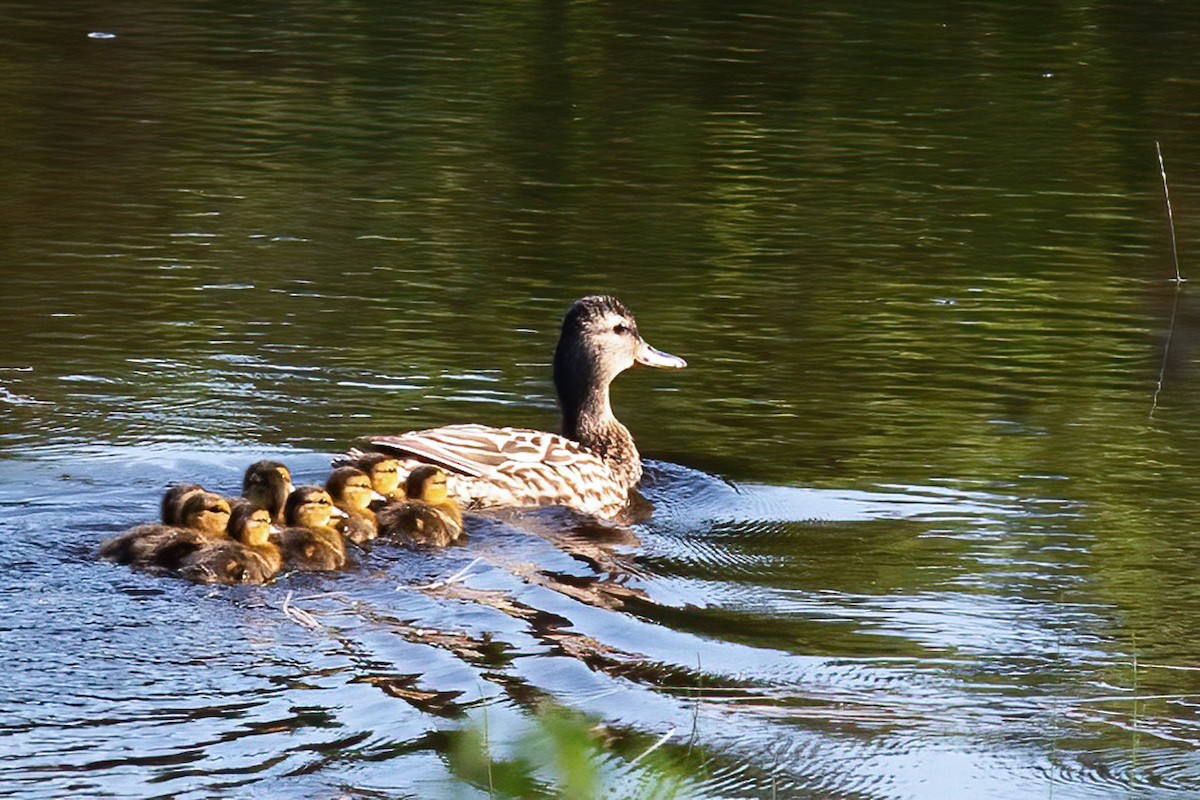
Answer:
[6, 1, 1200, 798]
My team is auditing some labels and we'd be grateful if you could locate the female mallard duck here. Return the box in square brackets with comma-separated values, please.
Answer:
[345, 453, 405, 505]
[179, 500, 282, 585]
[351, 296, 685, 519]
[377, 465, 464, 547]
[272, 485, 347, 571]
[100, 490, 232, 571]
[242, 460, 293, 526]
[325, 466, 378, 544]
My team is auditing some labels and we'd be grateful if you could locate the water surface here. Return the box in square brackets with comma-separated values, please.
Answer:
[5, 2, 1200, 798]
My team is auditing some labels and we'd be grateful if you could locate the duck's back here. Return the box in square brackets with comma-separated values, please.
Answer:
[272, 526, 346, 571]
[377, 501, 462, 547]
[360, 423, 632, 519]
[178, 542, 278, 585]
[99, 524, 206, 571]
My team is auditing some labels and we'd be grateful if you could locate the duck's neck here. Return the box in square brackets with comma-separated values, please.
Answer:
[559, 380, 642, 488]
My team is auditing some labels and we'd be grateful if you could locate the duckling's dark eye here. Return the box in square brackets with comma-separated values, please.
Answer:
[613, 323, 631, 336]
[208, 506, 227, 514]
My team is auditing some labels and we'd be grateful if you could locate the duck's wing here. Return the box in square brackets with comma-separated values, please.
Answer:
[359, 424, 591, 479]
[356, 424, 629, 518]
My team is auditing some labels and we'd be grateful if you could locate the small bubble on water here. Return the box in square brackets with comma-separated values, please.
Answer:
[88, 31, 117, 39]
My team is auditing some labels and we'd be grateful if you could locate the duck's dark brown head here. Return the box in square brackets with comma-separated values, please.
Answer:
[161, 483, 204, 525]
[326, 466, 375, 511]
[180, 491, 232, 537]
[406, 465, 450, 504]
[285, 485, 335, 528]
[228, 499, 273, 547]
[243, 460, 293, 523]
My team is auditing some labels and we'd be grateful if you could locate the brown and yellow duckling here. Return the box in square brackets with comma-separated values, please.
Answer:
[178, 500, 282, 585]
[242, 460, 293, 526]
[325, 466, 378, 544]
[271, 485, 347, 571]
[377, 466, 463, 547]
[345, 453, 405, 505]
[161, 483, 205, 525]
[100, 490, 232, 572]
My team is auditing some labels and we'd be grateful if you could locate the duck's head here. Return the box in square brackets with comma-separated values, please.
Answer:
[243, 460, 293, 520]
[228, 500, 273, 548]
[354, 453, 403, 498]
[553, 296, 685, 434]
[554, 295, 685, 388]
[161, 483, 204, 525]
[326, 466, 376, 511]
[179, 491, 232, 536]
[406, 465, 450, 504]
[285, 485, 335, 528]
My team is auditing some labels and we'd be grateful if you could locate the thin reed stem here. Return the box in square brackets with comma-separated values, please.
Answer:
[1157, 141, 1184, 283]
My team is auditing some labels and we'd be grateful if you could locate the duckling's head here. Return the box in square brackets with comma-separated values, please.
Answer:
[285, 485, 335, 528]
[406, 465, 450, 504]
[179, 491, 232, 536]
[161, 483, 204, 525]
[228, 500, 273, 548]
[326, 466, 375, 511]
[243, 461, 293, 520]
[354, 453, 403, 498]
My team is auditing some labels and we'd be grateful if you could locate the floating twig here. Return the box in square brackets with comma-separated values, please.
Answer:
[629, 725, 677, 766]
[282, 590, 322, 629]
[412, 556, 483, 591]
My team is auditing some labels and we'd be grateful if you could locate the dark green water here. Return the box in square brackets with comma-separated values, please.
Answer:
[5, 2, 1200, 797]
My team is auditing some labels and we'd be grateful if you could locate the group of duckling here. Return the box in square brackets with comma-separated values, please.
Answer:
[100, 455, 464, 585]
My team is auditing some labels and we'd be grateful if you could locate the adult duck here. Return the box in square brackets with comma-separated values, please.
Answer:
[349, 295, 685, 519]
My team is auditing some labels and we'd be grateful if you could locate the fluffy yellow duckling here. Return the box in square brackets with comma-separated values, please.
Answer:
[178, 501, 282, 585]
[100, 491, 231, 571]
[347, 453, 405, 505]
[377, 466, 464, 547]
[271, 485, 347, 571]
[325, 466, 378, 544]
[242, 460, 293, 526]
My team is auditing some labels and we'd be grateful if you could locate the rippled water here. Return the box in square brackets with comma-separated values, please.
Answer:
[6, 2, 1200, 798]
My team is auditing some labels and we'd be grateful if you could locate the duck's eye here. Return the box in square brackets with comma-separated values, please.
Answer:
[614, 323, 632, 336]
[208, 506, 228, 514]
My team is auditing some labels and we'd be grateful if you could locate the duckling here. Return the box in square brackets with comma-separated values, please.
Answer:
[161, 483, 204, 525]
[325, 466, 378, 544]
[178, 500, 282, 585]
[377, 466, 464, 547]
[345, 453, 405, 505]
[242, 460, 293, 526]
[345, 296, 686, 520]
[271, 485, 347, 571]
[100, 491, 232, 571]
